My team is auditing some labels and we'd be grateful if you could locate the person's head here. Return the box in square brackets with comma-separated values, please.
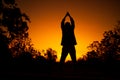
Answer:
[65, 22, 70, 27]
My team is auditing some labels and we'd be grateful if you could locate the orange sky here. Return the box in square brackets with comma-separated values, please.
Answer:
[17, 0, 120, 62]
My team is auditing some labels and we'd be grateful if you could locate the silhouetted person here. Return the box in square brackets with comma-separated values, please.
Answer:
[60, 12, 77, 64]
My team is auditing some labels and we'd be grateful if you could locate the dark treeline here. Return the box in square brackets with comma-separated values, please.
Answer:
[0, 0, 58, 66]
[84, 21, 120, 64]
[0, 0, 120, 79]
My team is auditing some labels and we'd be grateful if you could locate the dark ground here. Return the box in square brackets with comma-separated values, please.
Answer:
[0, 63, 120, 80]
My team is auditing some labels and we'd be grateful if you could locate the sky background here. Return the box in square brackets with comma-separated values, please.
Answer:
[16, 0, 120, 61]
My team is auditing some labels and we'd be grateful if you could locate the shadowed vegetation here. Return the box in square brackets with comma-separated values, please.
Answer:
[84, 21, 120, 64]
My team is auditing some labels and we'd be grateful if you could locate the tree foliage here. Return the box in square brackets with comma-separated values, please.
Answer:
[0, 0, 32, 57]
[0, 0, 58, 64]
[44, 48, 57, 63]
[86, 21, 120, 62]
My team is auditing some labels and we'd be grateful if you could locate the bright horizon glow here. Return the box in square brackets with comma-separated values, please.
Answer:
[17, 0, 120, 62]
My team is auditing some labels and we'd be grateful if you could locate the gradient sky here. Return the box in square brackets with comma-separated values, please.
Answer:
[16, 0, 120, 61]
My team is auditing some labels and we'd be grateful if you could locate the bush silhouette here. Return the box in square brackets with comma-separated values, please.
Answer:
[86, 21, 120, 63]
[44, 48, 57, 63]
[0, 0, 31, 58]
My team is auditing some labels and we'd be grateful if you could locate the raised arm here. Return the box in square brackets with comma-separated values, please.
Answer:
[61, 13, 67, 29]
[67, 12, 75, 29]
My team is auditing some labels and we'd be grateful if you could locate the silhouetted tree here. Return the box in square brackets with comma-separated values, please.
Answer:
[44, 48, 57, 63]
[100, 21, 120, 61]
[0, 28, 12, 64]
[86, 21, 120, 62]
[87, 41, 101, 61]
[0, 0, 31, 58]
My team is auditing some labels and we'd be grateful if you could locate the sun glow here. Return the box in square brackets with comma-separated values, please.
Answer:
[17, 0, 120, 62]
[28, 20, 99, 62]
